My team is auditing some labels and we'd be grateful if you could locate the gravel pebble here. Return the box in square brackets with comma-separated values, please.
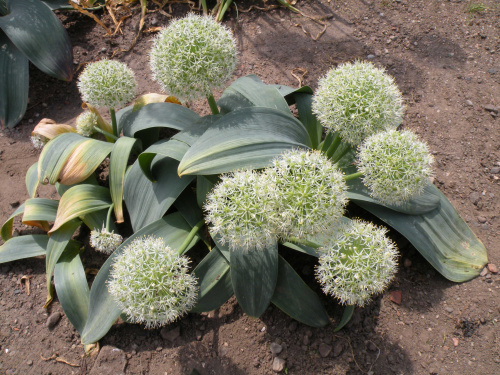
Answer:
[272, 357, 286, 372]
[270, 342, 283, 355]
[46, 312, 61, 329]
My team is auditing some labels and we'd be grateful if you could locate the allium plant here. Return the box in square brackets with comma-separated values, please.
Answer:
[0, 13, 487, 348]
[76, 111, 98, 137]
[90, 226, 123, 254]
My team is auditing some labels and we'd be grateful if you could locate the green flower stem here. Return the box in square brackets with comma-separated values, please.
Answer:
[207, 93, 220, 115]
[106, 203, 115, 231]
[332, 145, 352, 164]
[319, 131, 336, 152]
[110, 108, 118, 136]
[286, 237, 321, 249]
[343, 171, 363, 182]
[325, 133, 341, 158]
[176, 219, 206, 256]
[201, 0, 208, 15]
[93, 126, 118, 142]
[216, 0, 234, 22]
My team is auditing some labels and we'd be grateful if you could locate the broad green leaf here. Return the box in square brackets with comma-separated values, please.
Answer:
[178, 107, 311, 176]
[282, 241, 320, 257]
[230, 241, 279, 317]
[124, 158, 194, 232]
[22, 198, 58, 230]
[80, 208, 117, 233]
[354, 185, 488, 282]
[294, 93, 323, 149]
[109, 137, 138, 222]
[0, 0, 73, 81]
[0, 234, 48, 263]
[138, 138, 190, 181]
[173, 188, 204, 228]
[271, 255, 330, 327]
[1, 203, 24, 242]
[26, 162, 39, 198]
[270, 84, 314, 101]
[41, 0, 79, 10]
[56, 173, 98, 197]
[191, 247, 232, 313]
[218, 75, 292, 115]
[81, 212, 197, 345]
[54, 245, 89, 334]
[50, 185, 111, 233]
[196, 175, 216, 210]
[334, 305, 354, 332]
[0, 29, 28, 128]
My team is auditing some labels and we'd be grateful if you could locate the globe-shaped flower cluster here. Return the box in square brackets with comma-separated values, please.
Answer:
[108, 236, 198, 328]
[90, 226, 123, 254]
[312, 61, 404, 146]
[75, 111, 98, 137]
[150, 14, 237, 101]
[78, 60, 137, 108]
[316, 219, 398, 306]
[357, 129, 434, 205]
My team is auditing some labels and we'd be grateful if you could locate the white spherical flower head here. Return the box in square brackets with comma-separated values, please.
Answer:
[108, 236, 198, 328]
[268, 149, 348, 240]
[150, 14, 237, 101]
[312, 61, 405, 146]
[358, 129, 434, 205]
[76, 111, 98, 137]
[316, 220, 398, 306]
[31, 134, 49, 150]
[78, 59, 137, 108]
[90, 226, 123, 254]
[204, 170, 278, 251]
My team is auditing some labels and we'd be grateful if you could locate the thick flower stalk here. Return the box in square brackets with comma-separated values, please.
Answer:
[312, 61, 404, 146]
[77, 59, 137, 109]
[75, 111, 98, 137]
[268, 149, 348, 240]
[204, 170, 278, 250]
[357, 129, 434, 205]
[108, 236, 198, 328]
[90, 226, 123, 254]
[316, 220, 398, 306]
[150, 14, 237, 102]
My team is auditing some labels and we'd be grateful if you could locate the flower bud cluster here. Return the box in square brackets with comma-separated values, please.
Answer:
[312, 61, 404, 146]
[78, 60, 137, 108]
[108, 236, 198, 328]
[75, 111, 98, 137]
[357, 129, 434, 205]
[150, 14, 237, 101]
[316, 220, 398, 306]
[90, 226, 123, 254]
[31, 134, 49, 150]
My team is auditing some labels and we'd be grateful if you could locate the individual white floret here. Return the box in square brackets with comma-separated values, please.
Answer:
[312, 61, 405, 146]
[78, 59, 137, 108]
[357, 129, 434, 205]
[108, 236, 198, 328]
[90, 226, 123, 254]
[75, 111, 98, 137]
[150, 14, 237, 101]
[316, 219, 398, 306]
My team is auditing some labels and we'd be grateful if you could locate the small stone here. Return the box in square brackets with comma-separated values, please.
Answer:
[272, 357, 286, 373]
[270, 342, 283, 355]
[219, 345, 229, 357]
[487, 263, 498, 274]
[465, 100, 473, 106]
[46, 312, 61, 329]
[488, 68, 497, 74]
[403, 258, 412, 268]
[452, 337, 459, 347]
[318, 343, 332, 358]
[333, 342, 344, 357]
[288, 321, 297, 332]
[480, 318, 486, 325]
[27, 360, 33, 366]
[367, 54, 375, 59]
[483, 104, 498, 114]
[390, 291, 402, 305]
[156, 347, 163, 352]
[367, 341, 377, 351]
[480, 267, 488, 277]
[445, 307, 454, 313]
[469, 192, 480, 205]
[195, 330, 203, 341]
[302, 335, 310, 346]
[477, 216, 487, 223]
[490, 167, 500, 174]
[160, 326, 180, 342]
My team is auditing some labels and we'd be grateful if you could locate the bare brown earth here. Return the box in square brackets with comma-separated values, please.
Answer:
[1, 1, 500, 374]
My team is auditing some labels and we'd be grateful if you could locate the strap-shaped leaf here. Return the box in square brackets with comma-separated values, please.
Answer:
[50, 185, 111, 233]
[230, 241, 279, 318]
[138, 138, 190, 181]
[109, 137, 138, 223]
[0, 234, 48, 263]
[124, 158, 194, 232]
[282, 241, 320, 257]
[81, 212, 197, 345]
[191, 247, 232, 313]
[178, 107, 312, 176]
[0, 29, 28, 128]
[40, 0, 77, 10]
[26, 162, 39, 198]
[54, 245, 89, 334]
[0, 0, 72, 81]
[294, 93, 323, 149]
[271, 255, 330, 327]
[334, 305, 354, 332]
[80, 208, 117, 233]
[270, 84, 314, 101]
[1, 203, 24, 241]
[196, 175, 216, 210]
[354, 185, 488, 282]
[22, 198, 58, 230]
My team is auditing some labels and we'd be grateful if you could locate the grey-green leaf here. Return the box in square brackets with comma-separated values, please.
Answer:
[0, 234, 48, 263]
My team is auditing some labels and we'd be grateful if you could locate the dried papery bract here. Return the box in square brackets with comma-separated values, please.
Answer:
[312, 61, 405, 146]
[357, 129, 434, 205]
[316, 220, 399, 306]
[108, 236, 198, 328]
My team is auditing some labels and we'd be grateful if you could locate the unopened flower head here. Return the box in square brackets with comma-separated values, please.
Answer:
[75, 111, 98, 137]
[31, 134, 49, 150]
[312, 61, 405, 146]
[150, 14, 237, 101]
[204, 170, 278, 251]
[108, 236, 198, 328]
[90, 226, 123, 254]
[358, 129, 434, 205]
[316, 219, 398, 306]
[78, 60, 137, 108]
[268, 149, 348, 239]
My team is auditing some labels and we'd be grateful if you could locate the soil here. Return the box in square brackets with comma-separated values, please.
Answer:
[1, 0, 500, 374]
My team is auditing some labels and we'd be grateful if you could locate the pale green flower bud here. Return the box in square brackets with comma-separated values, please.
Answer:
[204, 170, 279, 250]
[75, 111, 98, 137]
[312, 61, 405, 146]
[316, 220, 398, 306]
[268, 149, 348, 240]
[150, 14, 237, 101]
[357, 129, 434, 205]
[90, 226, 123, 254]
[108, 236, 198, 328]
[78, 60, 137, 108]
